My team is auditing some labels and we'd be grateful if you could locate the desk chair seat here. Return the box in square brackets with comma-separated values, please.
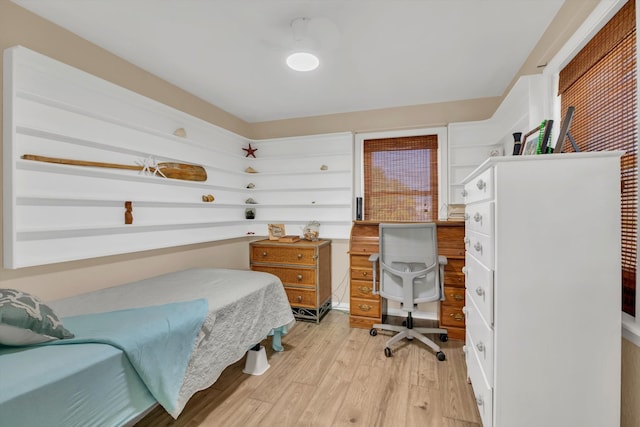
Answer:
[369, 223, 448, 361]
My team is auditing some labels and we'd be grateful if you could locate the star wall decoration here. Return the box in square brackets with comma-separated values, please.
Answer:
[243, 143, 258, 158]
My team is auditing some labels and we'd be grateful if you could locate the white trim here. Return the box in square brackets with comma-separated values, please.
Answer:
[623, 314, 640, 347]
[338, 304, 438, 321]
[331, 301, 350, 313]
[353, 127, 449, 221]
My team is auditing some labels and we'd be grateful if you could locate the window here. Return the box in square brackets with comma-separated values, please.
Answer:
[558, 0, 637, 316]
[363, 135, 439, 222]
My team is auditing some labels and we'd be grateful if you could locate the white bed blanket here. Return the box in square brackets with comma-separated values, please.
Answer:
[50, 268, 295, 418]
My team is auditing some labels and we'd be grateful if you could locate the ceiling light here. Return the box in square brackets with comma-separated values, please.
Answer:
[286, 52, 319, 72]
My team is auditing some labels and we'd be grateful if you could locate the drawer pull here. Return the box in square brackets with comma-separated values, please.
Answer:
[297, 274, 303, 281]
[451, 293, 464, 301]
[476, 342, 485, 352]
[357, 286, 372, 294]
[461, 189, 468, 197]
[464, 213, 470, 221]
[476, 396, 484, 407]
[473, 242, 482, 253]
[358, 304, 372, 312]
[262, 251, 267, 257]
[297, 295, 303, 302]
[476, 179, 486, 190]
[456, 276, 463, 283]
[450, 313, 464, 321]
[461, 266, 468, 275]
[361, 271, 368, 277]
[312, 255, 318, 260]
[475, 287, 485, 296]
[464, 237, 470, 246]
[297, 253, 303, 259]
[473, 212, 482, 222]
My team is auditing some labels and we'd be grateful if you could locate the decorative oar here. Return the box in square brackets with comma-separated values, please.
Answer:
[21, 154, 207, 182]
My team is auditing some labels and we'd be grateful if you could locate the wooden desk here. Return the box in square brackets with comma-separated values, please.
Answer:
[348, 221, 466, 340]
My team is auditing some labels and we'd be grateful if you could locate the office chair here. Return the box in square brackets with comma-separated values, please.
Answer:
[369, 223, 448, 361]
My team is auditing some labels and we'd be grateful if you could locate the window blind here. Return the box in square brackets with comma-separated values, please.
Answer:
[559, 0, 637, 316]
[363, 135, 438, 222]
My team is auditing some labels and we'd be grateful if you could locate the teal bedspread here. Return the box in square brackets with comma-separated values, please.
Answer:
[45, 299, 208, 415]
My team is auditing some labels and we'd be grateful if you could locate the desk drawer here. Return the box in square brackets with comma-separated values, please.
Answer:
[351, 267, 375, 282]
[443, 286, 465, 307]
[441, 305, 465, 328]
[350, 297, 381, 318]
[465, 253, 494, 326]
[463, 167, 494, 204]
[444, 258, 466, 288]
[351, 279, 375, 299]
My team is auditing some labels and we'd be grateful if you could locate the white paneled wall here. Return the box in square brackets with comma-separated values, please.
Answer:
[447, 75, 546, 205]
[3, 46, 353, 268]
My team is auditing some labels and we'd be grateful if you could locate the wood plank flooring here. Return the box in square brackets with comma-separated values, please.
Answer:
[134, 310, 482, 427]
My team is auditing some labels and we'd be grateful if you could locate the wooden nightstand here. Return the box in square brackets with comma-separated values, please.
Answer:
[250, 239, 332, 323]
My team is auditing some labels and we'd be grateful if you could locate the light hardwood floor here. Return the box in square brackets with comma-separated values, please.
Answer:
[135, 310, 482, 427]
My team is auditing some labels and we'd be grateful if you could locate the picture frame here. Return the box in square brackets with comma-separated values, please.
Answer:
[521, 137, 539, 155]
[268, 223, 285, 240]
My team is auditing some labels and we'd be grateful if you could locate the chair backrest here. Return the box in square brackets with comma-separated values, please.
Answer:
[378, 223, 441, 309]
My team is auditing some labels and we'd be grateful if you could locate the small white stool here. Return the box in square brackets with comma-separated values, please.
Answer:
[243, 345, 270, 375]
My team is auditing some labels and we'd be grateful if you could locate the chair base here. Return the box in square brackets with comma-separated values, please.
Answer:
[371, 320, 447, 360]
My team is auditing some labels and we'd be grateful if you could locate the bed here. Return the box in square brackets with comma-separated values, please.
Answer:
[0, 268, 295, 426]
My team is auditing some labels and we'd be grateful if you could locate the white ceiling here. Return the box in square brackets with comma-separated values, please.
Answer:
[12, 0, 567, 123]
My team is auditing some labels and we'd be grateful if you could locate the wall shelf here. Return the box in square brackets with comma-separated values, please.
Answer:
[4, 47, 354, 268]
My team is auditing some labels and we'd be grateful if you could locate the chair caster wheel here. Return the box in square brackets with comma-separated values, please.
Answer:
[436, 351, 446, 361]
[384, 347, 392, 357]
[369, 328, 377, 336]
[439, 334, 448, 342]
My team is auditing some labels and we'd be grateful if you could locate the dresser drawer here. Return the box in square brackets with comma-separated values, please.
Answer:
[251, 246, 317, 266]
[464, 298, 494, 388]
[465, 201, 494, 235]
[442, 286, 465, 307]
[465, 253, 494, 326]
[463, 167, 494, 204]
[284, 287, 316, 308]
[440, 305, 465, 328]
[465, 333, 494, 427]
[350, 297, 381, 318]
[251, 265, 316, 287]
[465, 230, 494, 269]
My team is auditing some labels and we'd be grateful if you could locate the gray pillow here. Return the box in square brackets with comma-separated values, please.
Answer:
[0, 289, 74, 346]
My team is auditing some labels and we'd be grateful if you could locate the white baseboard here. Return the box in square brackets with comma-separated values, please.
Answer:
[622, 317, 640, 347]
[332, 303, 438, 321]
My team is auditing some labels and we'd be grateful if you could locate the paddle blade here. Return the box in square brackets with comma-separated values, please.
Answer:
[156, 163, 207, 182]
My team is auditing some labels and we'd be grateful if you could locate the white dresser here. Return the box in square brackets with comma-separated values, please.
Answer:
[462, 152, 622, 427]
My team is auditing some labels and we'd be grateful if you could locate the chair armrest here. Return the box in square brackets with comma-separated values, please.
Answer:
[438, 255, 448, 265]
[369, 253, 379, 262]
